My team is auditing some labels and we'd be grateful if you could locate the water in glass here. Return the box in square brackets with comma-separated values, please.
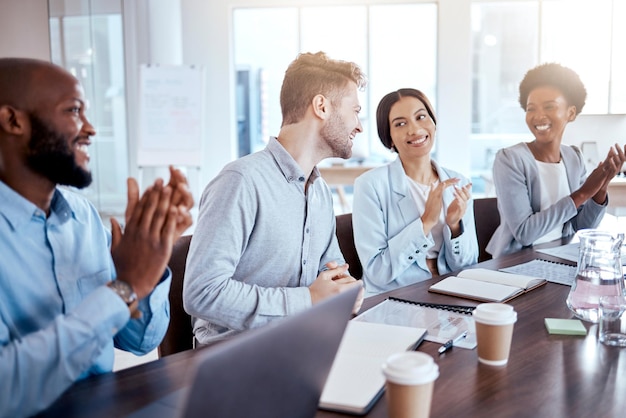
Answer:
[566, 230, 625, 323]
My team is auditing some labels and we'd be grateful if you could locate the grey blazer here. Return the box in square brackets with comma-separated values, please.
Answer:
[486, 142, 606, 258]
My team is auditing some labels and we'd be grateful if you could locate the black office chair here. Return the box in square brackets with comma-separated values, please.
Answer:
[158, 234, 194, 357]
[473, 197, 500, 263]
[335, 213, 363, 280]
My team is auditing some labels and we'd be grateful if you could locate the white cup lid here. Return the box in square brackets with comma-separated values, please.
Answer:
[382, 351, 439, 385]
[472, 303, 517, 325]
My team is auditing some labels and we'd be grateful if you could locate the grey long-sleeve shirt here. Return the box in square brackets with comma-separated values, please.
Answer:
[183, 137, 344, 344]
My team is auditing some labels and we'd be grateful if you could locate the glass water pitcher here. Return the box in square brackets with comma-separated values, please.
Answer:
[566, 229, 625, 323]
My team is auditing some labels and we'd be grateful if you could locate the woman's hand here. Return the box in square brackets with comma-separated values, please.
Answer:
[573, 143, 626, 206]
[446, 183, 472, 237]
[422, 178, 460, 235]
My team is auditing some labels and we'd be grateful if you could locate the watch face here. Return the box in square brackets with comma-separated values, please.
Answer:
[110, 280, 137, 304]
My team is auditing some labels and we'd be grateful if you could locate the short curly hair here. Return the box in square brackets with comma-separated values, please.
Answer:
[518, 63, 586, 115]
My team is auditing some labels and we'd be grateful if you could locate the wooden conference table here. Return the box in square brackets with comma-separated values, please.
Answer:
[39, 241, 626, 418]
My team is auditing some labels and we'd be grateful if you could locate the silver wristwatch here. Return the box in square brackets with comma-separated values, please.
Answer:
[108, 280, 138, 306]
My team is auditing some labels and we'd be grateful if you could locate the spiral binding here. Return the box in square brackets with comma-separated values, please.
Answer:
[388, 297, 475, 315]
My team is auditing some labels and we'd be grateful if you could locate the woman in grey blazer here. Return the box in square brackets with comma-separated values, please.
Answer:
[353, 88, 478, 296]
[486, 63, 626, 258]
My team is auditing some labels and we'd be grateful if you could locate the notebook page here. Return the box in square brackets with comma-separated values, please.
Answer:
[319, 321, 426, 414]
[458, 267, 544, 289]
[536, 243, 626, 265]
[500, 259, 577, 286]
[430, 276, 522, 302]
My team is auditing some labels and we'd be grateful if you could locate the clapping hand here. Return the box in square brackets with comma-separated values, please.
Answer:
[110, 168, 195, 299]
[422, 178, 460, 235]
[577, 143, 626, 205]
[446, 183, 472, 237]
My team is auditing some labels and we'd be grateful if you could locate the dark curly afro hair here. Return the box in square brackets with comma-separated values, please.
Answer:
[518, 63, 586, 115]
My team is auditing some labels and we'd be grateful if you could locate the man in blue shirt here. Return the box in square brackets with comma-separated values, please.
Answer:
[184, 52, 365, 345]
[0, 58, 194, 417]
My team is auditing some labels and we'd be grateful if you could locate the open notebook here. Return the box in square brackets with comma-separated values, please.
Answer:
[428, 268, 546, 303]
[319, 321, 426, 415]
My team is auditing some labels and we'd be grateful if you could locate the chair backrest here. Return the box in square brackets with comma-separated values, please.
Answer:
[158, 234, 194, 357]
[335, 213, 363, 280]
[473, 197, 500, 263]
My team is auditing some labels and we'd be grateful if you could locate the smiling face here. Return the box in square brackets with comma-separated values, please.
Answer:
[388, 96, 436, 160]
[525, 85, 576, 145]
[25, 69, 95, 188]
[321, 81, 363, 159]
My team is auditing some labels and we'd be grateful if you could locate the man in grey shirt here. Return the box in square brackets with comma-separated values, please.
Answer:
[184, 52, 366, 344]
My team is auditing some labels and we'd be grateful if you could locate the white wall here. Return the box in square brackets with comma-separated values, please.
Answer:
[180, 0, 237, 186]
[0, 0, 50, 60]
[563, 114, 626, 168]
[437, 0, 472, 173]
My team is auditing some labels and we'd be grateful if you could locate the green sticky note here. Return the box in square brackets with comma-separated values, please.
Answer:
[544, 318, 587, 336]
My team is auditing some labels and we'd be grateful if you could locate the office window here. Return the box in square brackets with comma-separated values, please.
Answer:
[541, 0, 613, 114]
[48, 0, 129, 215]
[233, 3, 438, 162]
[369, 4, 438, 158]
[470, 0, 626, 192]
[472, 0, 626, 137]
[300, 6, 368, 138]
[610, 0, 626, 114]
[471, 1, 537, 137]
[233, 8, 298, 157]
[470, 1, 538, 187]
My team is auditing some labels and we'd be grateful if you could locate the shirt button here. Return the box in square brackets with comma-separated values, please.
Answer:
[306, 228, 309, 233]
[408, 256, 413, 260]
[422, 244, 428, 248]
[298, 176, 305, 182]
[303, 260, 307, 265]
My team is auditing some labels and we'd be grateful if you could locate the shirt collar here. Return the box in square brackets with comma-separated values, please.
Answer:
[0, 180, 78, 230]
[266, 136, 320, 185]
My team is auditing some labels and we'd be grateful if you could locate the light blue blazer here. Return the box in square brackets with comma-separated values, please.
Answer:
[352, 157, 478, 296]
[486, 142, 606, 258]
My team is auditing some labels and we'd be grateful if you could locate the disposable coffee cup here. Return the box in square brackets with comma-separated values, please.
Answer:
[382, 351, 439, 418]
[472, 303, 517, 366]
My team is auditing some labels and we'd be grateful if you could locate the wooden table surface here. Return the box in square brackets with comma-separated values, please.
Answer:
[38, 244, 626, 418]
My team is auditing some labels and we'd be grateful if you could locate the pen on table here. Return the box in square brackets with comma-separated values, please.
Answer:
[438, 331, 468, 354]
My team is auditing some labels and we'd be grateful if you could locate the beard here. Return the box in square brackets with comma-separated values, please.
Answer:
[25, 114, 92, 189]
[321, 111, 353, 160]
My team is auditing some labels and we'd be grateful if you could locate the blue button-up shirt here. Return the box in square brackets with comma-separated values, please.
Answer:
[0, 180, 171, 418]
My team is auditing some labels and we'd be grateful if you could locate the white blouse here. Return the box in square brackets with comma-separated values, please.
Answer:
[406, 176, 444, 258]
[534, 159, 570, 244]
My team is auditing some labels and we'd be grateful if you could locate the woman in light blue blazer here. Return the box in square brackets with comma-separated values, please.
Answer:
[353, 88, 478, 295]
